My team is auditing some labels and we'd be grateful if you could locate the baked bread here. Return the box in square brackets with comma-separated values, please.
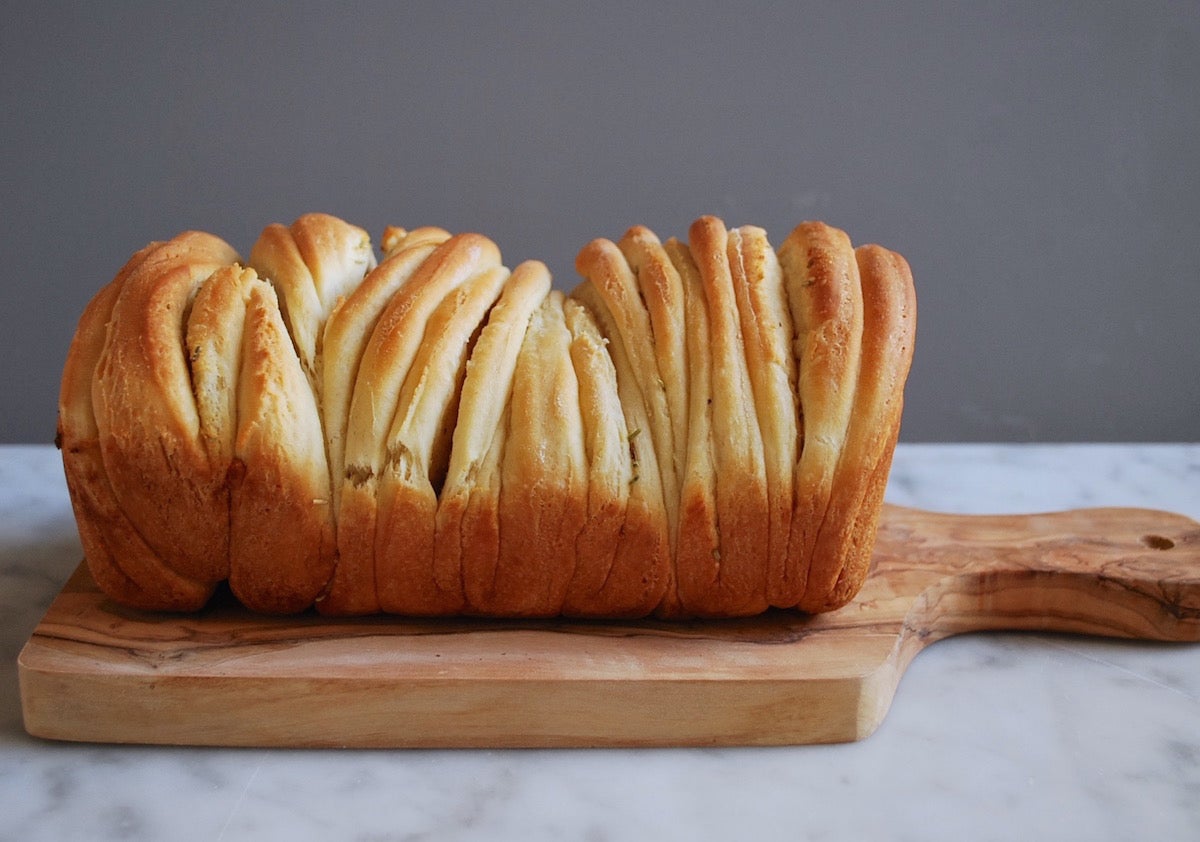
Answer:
[57, 213, 916, 618]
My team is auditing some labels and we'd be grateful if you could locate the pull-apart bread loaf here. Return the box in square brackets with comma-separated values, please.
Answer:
[57, 213, 915, 618]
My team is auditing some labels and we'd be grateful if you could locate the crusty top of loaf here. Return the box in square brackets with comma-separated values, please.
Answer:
[58, 213, 915, 619]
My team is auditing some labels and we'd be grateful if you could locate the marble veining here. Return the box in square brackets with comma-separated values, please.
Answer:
[2, 443, 1198, 841]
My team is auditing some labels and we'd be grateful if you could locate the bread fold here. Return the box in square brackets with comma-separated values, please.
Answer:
[228, 276, 335, 613]
[439, 260, 551, 615]
[374, 263, 509, 614]
[59, 243, 215, 611]
[320, 228, 451, 514]
[778, 222, 865, 612]
[91, 232, 239, 586]
[248, 213, 376, 389]
[59, 213, 915, 619]
[569, 278, 673, 617]
[815, 245, 916, 611]
[561, 297, 668, 617]
[615, 227, 689, 511]
[727, 226, 799, 610]
[327, 234, 503, 615]
[492, 290, 587, 616]
[675, 216, 770, 616]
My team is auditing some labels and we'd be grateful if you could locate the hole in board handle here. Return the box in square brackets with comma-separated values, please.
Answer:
[1141, 534, 1176, 550]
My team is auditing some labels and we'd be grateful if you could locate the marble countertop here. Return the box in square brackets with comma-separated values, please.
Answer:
[2, 443, 1198, 841]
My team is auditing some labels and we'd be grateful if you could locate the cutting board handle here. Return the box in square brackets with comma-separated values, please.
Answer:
[880, 505, 1200, 643]
[19, 503, 1200, 747]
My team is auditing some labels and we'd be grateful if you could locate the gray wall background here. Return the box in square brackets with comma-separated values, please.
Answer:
[2, 1, 1197, 444]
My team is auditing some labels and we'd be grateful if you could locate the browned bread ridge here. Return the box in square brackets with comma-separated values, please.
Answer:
[57, 213, 916, 618]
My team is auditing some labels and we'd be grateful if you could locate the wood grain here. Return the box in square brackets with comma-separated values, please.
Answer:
[18, 504, 1200, 747]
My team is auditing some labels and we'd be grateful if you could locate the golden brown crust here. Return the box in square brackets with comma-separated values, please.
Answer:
[320, 232, 451, 514]
[574, 239, 680, 548]
[569, 280, 673, 617]
[777, 221, 864, 610]
[658, 237, 706, 618]
[61, 213, 915, 620]
[491, 290, 587, 616]
[248, 213, 376, 387]
[91, 232, 240, 586]
[560, 298, 629, 615]
[677, 216, 769, 617]
[727, 226, 799, 610]
[810, 245, 916, 611]
[381, 225, 451, 257]
[326, 233, 503, 616]
[187, 265, 250, 469]
[373, 264, 510, 615]
[59, 243, 214, 611]
[226, 278, 335, 613]
[616, 227, 689, 500]
[442, 260, 551, 615]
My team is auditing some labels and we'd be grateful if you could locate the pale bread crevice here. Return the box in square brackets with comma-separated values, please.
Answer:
[436, 260, 551, 615]
[569, 279, 672, 617]
[561, 297, 629, 613]
[373, 263, 510, 615]
[616, 227, 690, 509]
[187, 265, 251, 470]
[574, 241, 680, 553]
[561, 296, 668, 617]
[319, 229, 450, 515]
[247, 214, 377, 516]
[247, 214, 376, 390]
[326, 234, 503, 615]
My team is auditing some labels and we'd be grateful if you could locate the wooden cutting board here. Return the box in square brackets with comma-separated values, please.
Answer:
[18, 504, 1200, 747]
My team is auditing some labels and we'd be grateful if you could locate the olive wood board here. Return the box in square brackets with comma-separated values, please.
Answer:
[18, 504, 1200, 747]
